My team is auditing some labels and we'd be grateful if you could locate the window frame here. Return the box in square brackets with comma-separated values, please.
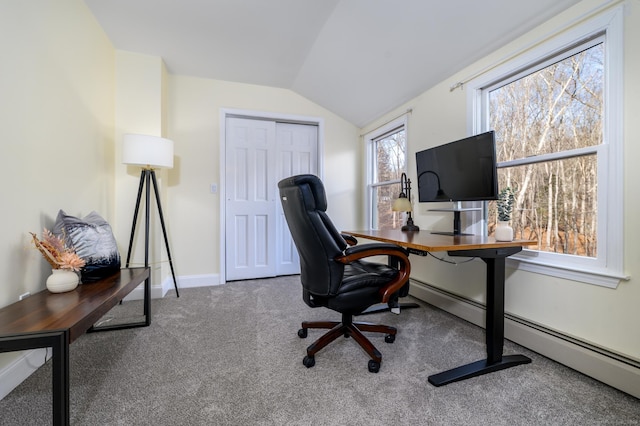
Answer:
[466, 6, 626, 288]
[364, 115, 408, 230]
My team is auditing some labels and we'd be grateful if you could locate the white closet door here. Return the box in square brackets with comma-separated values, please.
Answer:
[225, 118, 277, 281]
[275, 122, 318, 275]
[225, 117, 318, 281]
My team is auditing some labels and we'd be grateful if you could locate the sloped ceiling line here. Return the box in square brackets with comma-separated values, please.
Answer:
[85, 0, 581, 127]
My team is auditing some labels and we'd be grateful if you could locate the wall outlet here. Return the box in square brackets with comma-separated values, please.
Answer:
[19, 292, 30, 301]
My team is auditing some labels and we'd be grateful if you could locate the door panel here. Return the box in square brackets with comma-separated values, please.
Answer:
[225, 118, 276, 280]
[275, 123, 318, 275]
[233, 215, 248, 267]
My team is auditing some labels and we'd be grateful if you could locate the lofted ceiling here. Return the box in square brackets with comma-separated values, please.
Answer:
[85, 0, 581, 128]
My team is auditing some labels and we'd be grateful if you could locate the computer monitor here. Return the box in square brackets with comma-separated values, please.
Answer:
[416, 131, 498, 203]
[415, 131, 498, 235]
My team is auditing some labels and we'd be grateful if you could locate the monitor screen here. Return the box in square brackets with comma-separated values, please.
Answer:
[416, 131, 498, 203]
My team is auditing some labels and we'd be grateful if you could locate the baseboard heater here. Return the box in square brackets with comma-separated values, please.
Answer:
[408, 278, 640, 398]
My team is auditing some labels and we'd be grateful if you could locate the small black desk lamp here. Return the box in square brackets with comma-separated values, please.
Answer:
[392, 172, 419, 232]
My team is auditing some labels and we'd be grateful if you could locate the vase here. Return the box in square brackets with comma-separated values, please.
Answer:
[494, 220, 514, 242]
[46, 269, 79, 293]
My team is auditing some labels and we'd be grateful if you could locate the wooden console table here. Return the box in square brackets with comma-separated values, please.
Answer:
[0, 267, 150, 425]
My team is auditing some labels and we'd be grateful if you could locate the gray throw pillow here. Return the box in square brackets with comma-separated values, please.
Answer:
[53, 210, 121, 282]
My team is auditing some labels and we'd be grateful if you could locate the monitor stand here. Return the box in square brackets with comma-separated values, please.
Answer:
[429, 202, 481, 236]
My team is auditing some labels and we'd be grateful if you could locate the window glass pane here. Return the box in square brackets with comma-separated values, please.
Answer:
[471, 12, 623, 283]
[486, 42, 603, 258]
[373, 183, 403, 230]
[488, 155, 597, 257]
[374, 129, 406, 184]
[489, 44, 603, 163]
[367, 119, 407, 230]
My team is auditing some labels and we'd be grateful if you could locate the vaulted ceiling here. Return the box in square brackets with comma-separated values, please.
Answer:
[85, 0, 580, 127]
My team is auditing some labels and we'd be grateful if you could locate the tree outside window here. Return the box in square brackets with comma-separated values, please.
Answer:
[486, 41, 603, 258]
[367, 124, 406, 230]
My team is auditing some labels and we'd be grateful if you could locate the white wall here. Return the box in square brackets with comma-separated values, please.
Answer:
[361, 0, 640, 362]
[165, 75, 359, 278]
[113, 51, 170, 289]
[109, 55, 362, 289]
[0, 0, 115, 375]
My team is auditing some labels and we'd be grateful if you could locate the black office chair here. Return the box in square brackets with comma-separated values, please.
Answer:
[278, 174, 411, 372]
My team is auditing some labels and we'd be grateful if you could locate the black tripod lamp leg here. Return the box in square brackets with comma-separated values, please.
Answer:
[150, 170, 180, 297]
[126, 170, 147, 268]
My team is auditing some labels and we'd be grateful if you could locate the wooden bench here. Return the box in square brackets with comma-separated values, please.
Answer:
[0, 267, 150, 425]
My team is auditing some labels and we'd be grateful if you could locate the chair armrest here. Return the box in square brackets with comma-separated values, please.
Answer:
[340, 243, 408, 260]
[341, 233, 358, 246]
[336, 243, 411, 304]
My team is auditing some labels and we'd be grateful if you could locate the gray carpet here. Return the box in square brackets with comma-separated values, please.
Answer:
[0, 276, 638, 425]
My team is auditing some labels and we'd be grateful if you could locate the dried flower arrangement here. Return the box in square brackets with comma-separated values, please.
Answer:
[30, 229, 86, 272]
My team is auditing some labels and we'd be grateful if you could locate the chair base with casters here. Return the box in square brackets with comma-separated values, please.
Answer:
[298, 313, 397, 373]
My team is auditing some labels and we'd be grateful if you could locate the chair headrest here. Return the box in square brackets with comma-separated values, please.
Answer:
[278, 174, 327, 212]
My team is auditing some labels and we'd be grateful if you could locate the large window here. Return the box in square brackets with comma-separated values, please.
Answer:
[468, 7, 624, 287]
[486, 39, 603, 257]
[365, 117, 407, 230]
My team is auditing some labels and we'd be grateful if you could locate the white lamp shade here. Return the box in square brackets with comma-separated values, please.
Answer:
[392, 196, 412, 212]
[122, 134, 174, 169]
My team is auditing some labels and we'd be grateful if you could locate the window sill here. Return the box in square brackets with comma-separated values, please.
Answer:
[506, 255, 630, 289]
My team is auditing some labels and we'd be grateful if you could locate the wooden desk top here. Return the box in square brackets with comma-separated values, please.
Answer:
[345, 229, 537, 252]
[0, 268, 149, 343]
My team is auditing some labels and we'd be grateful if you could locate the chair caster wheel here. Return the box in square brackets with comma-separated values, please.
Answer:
[385, 334, 396, 343]
[298, 328, 308, 338]
[303, 355, 315, 368]
[368, 360, 380, 373]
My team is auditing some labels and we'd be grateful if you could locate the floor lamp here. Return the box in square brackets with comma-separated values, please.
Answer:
[122, 134, 180, 299]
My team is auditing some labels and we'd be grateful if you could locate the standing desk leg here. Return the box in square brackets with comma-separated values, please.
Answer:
[428, 247, 531, 386]
[486, 256, 504, 363]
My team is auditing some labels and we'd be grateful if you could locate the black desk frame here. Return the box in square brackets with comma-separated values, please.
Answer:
[427, 246, 531, 386]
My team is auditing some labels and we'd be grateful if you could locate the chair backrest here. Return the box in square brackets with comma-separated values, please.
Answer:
[278, 174, 347, 297]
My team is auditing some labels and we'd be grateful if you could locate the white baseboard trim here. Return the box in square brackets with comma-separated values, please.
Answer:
[0, 273, 222, 401]
[0, 348, 48, 401]
[409, 279, 640, 399]
[123, 273, 222, 301]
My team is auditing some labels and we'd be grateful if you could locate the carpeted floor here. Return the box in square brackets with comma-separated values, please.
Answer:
[0, 276, 638, 425]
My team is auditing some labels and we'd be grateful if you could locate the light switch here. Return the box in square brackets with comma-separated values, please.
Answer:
[210, 183, 218, 194]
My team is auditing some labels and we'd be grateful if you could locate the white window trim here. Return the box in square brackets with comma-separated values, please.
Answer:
[466, 5, 627, 288]
[364, 115, 408, 230]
